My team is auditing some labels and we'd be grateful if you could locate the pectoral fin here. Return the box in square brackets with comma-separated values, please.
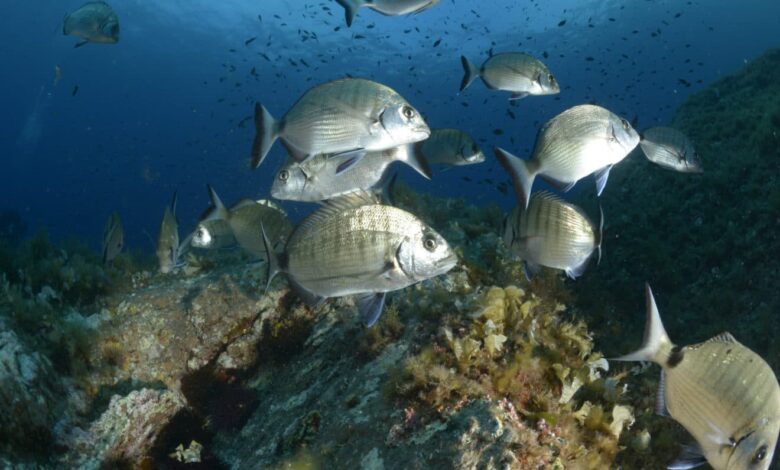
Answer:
[357, 292, 386, 327]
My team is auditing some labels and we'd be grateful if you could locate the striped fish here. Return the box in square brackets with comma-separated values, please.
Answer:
[614, 285, 779, 470]
[640, 126, 703, 173]
[101, 211, 123, 265]
[261, 192, 457, 326]
[495, 104, 640, 208]
[156, 192, 180, 274]
[503, 191, 602, 280]
[336, 0, 440, 27]
[460, 52, 560, 100]
[415, 128, 485, 167]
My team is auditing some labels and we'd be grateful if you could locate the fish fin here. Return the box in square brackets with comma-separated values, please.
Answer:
[206, 184, 230, 220]
[288, 277, 324, 308]
[376, 172, 398, 206]
[260, 222, 280, 294]
[169, 191, 178, 217]
[538, 174, 576, 192]
[356, 292, 386, 327]
[397, 143, 432, 180]
[655, 371, 669, 417]
[565, 256, 591, 280]
[611, 284, 672, 364]
[250, 102, 279, 169]
[74, 40, 89, 48]
[509, 92, 529, 100]
[336, 0, 362, 27]
[522, 260, 542, 281]
[593, 164, 613, 196]
[459, 56, 479, 92]
[705, 332, 738, 344]
[333, 149, 368, 174]
[411, 2, 435, 14]
[666, 443, 707, 470]
[297, 190, 380, 234]
[494, 147, 536, 209]
[280, 139, 308, 162]
[597, 204, 604, 265]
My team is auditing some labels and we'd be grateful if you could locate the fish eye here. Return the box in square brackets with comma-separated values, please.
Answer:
[423, 235, 437, 251]
[621, 118, 630, 131]
[402, 106, 416, 119]
[548, 73, 555, 82]
[753, 445, 767, 462]
[279, 169, 289, 181]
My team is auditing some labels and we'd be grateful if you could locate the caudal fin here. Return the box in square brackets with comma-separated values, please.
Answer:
[494, 147, 536, 209]
[597, 204, 604, 265]
[260, 223, 280, 294]
[399, 143, 432, 180]
[612, 284, 672, 364]
[336, 0, 363, 27]
[459, 56, 479, 92]
[250, 102, 279, 169]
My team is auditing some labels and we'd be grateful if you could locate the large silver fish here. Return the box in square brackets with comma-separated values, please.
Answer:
[271, 145, 430, 203]
[415, 128, 485, 167]
[336, 0, 440, 27]
[460, 53, 560, 100]
[640, 126, 703, 173]
[495, 104, 640, 208]
[101, 211, 123, 265]
[261, 192, 457, 326]
[63, 1, 119, 48]
[503, 191, 602, 280]
[156, 192, 180, 274]
[614, 285, 780, 470]
[251, 78, 430, 170]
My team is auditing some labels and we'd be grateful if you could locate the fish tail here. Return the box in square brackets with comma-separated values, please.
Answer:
[402, 143, 432, 180]
[336, 0, 363, 27]
[459, 56, 479, 92]
[206, 184, 230, 220]
[597, 204, 604, 265]
[250, 102, 279, 169]
[612, 284, 673, 364]
[260, 222, 280, 294]
[494, 147, 536, 209]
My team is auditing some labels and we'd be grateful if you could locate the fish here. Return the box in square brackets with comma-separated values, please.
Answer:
[271, 145, 431, 203]
[205, 186, 292, 259]
[503, 191, 602, 280]
[460, 53, 560, 99]
[101, 211, 123, 265]
[156, 192, 181, 274]
[495, 104, 640, 208]
[414, 128, 485, 167]
[336, 0, 440, 27]
[261, 191, 457, 326]
[251, 78, 430, 170]
[190, 218, 236, 250]
[639, 126, 703, 173]
[63, 1, 119, 48]
[613, 285, 780, 470]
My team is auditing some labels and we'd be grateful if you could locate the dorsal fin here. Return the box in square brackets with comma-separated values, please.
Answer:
[295, 190, 380, 235]
[705, 332, 738, 344]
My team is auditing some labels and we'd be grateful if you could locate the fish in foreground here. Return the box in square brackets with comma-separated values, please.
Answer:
[63, 1, 119, 48]
[251, 78, 430, 170]
[640, 126, 703, 173]
[336, 0, 440, 27]
[460, 52, 560, 100]
[191, 218, 236, 250]
[203, 186, 291, 258]
[503, 191, 602, 280]
[415, 128, 485, 167]
[271, 145, 430, 202]
[495, 104, 640, 208]
[101, 211, 123, 265]
[156, 192, 182, 274]
[613, 285, 780, 470]
[261, 191, 457, 326]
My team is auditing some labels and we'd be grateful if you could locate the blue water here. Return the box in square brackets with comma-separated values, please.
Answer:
[2, 0, 779, 252]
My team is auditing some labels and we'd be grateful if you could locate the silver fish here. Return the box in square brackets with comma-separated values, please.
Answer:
[460, 53, 560, 100]
[156, 192, 180, 274]
[336, 0, 440, 27]
[495, 104, 640, 208]
[101, 211, 123, 265]
[503, 191, 602, 280]
[251, 78, 430, 170]
[271, 145, 430, 202]
[614, 285, 780, 470]
[261, 192, 457, 326]
[415, 128, 485, 167]
[63, 1, 119, 48]
[640, 126, 703, 173]
[191, 218, 236, 250]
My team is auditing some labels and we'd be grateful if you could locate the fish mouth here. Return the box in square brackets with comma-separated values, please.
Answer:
[437, 251, 459, 273]
[468, 151, 486, 163]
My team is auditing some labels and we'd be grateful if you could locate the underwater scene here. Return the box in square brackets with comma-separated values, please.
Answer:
[2, 0, 780, 468]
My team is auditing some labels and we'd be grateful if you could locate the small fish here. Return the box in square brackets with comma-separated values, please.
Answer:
[460, 52, 560, 100]
[101, 211, 123, 265]
[251, 78, 430, 170]
[156, 192, 181, 274]
[244, 36, 257, 46]
[336, 0, 440, 27]
[495, 104, 640, 208]
[271, 145, 430, 203]
[503, 191, 602, 280]
[414, 128, 484, 167]
[640, 126, 703, 173]
[63, 1, 119, 47]
[53, 65, 62, 86]
[261, 191, 457, 326]
[614, 285, 780, 470]
[190, 218, 236, 250]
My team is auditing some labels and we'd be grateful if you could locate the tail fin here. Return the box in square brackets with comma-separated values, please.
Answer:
[260, 223, 280, 294]
[206, 184, 230, 220]
[612, 284, 672, 364]
[459, 56, 479, 92]
[597, 204, 604, 265]
[170, 191, 178, 217]
[398, 144, 432, 180]
[336, 0, 363, 27]
[250, 102, 279, 169]
[494, 147, 536, 209]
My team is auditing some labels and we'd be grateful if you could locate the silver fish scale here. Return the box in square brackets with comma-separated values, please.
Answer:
[482, 53, 547, 90]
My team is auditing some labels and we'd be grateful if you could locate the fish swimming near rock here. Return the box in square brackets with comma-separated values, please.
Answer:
[190, 218, 236, 250]
[63, 1, 119, 48]
[460, 52, 560, 100]
[251, 78, 430, 170]
[336, 0, 440, 27]
[271, 145, 430, 202]
[101, 211, 123, 265]
[156, 192, 181, 274]
[261, 191, 457, 326]
[495, 104, 640, 208]
[503, 191, 602, 280]
[639, 126, 703, 173]
[613, 284, 780, 470]
[415, 128, 485, 167]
